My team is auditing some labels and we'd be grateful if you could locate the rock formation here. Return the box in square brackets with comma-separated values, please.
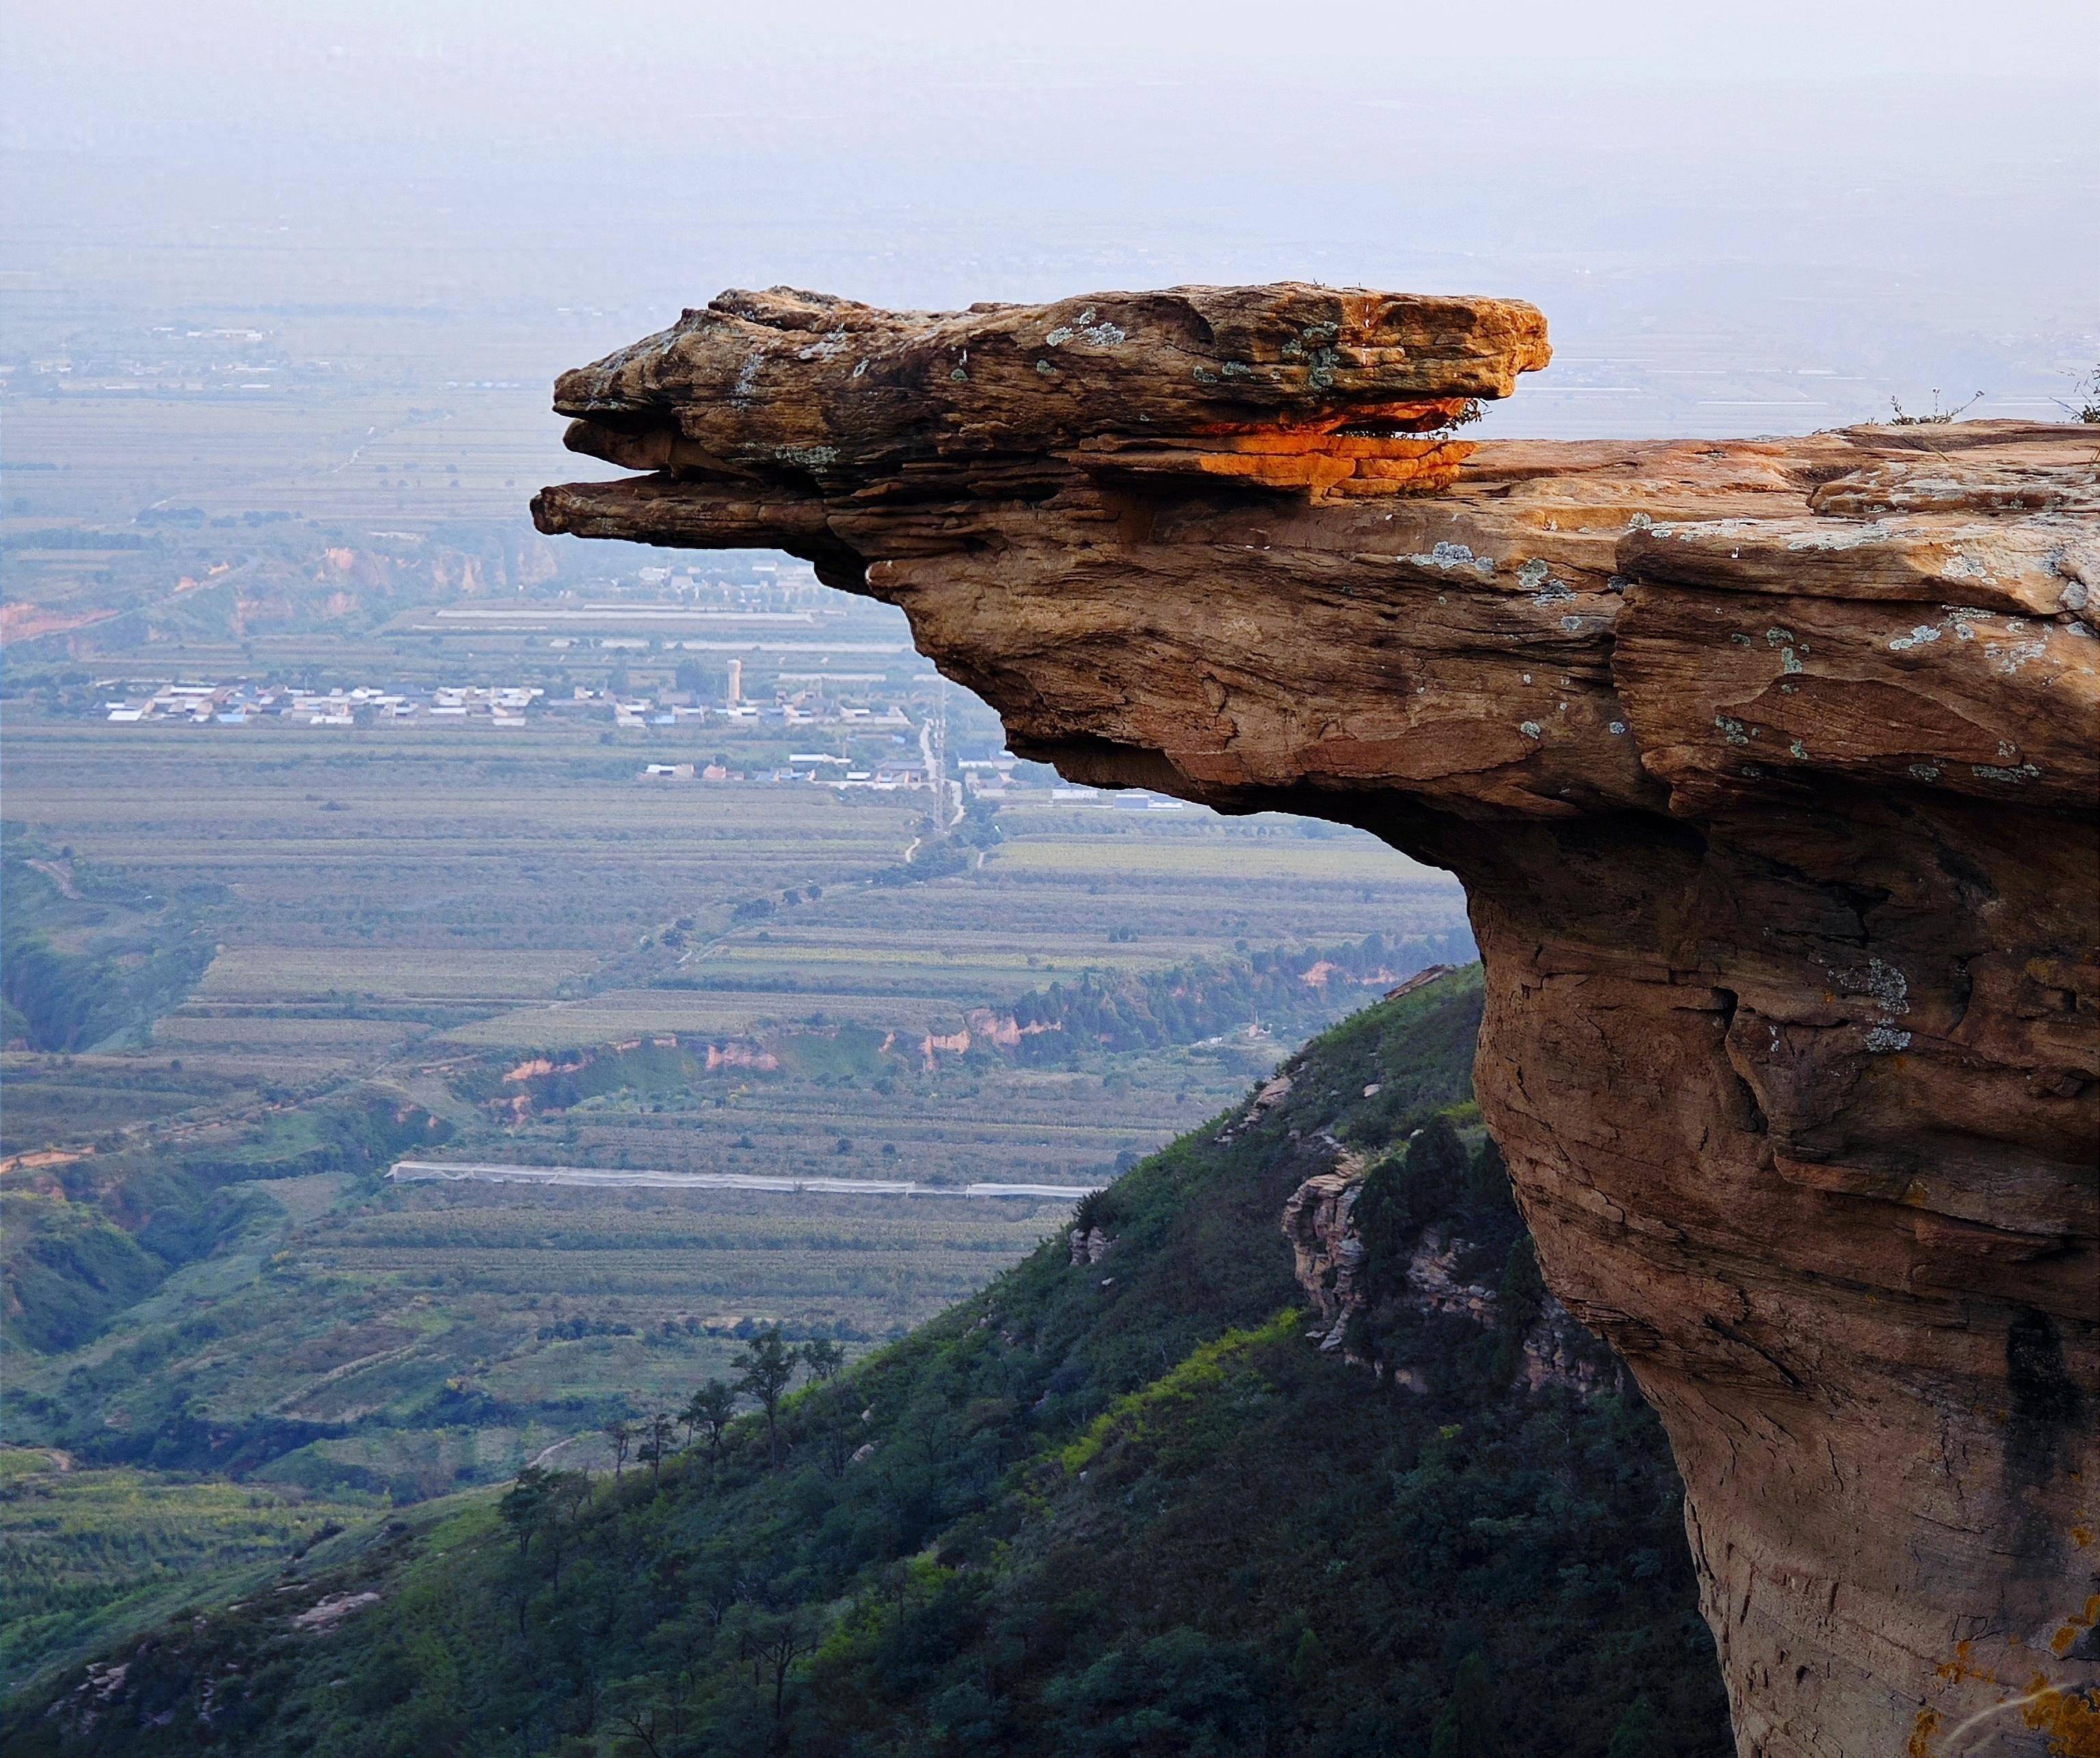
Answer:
[1282, 1163, 1370, 1348]
[536, 285, 2099, 1758]
[1279, 1132, 1609, 1396]
[1068, 1225, 1116, 1269]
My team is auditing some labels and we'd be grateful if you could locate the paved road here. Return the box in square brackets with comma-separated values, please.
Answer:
[388, 1160, 1100, 1201]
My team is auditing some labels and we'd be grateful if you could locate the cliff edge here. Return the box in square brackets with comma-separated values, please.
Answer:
[535, 284, 2099, 1758]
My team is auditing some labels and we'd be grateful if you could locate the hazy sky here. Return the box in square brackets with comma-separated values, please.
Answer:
[10, 1, 2097, 147]
[5, 1, 2095, 423]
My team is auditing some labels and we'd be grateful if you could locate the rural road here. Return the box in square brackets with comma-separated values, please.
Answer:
[388, 1160, 1099, 1201]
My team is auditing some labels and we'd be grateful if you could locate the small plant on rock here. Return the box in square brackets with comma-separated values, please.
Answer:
[2056, 364, 2100, 424]
[1886, 388, 1983, 426]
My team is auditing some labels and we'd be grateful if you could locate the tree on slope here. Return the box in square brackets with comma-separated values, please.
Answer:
[735, 1327, 798, 1469]
[1608, 1695, 1665, 1758]
[681, 1378, 740, 1460]
[641, 1411, 676, 1479]
[1429, 1651, 1497, 1758]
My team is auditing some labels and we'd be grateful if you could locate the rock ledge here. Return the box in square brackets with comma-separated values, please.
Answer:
[537, 286, 2099, 1758]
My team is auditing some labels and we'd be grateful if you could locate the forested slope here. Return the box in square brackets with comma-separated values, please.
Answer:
[5, 968, 1730, 1757]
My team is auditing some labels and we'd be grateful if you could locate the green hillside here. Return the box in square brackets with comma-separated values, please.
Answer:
[0, 839, 215, 1056]
[0, 1448, 373, 1694]
[3, 968, 1729, 1757]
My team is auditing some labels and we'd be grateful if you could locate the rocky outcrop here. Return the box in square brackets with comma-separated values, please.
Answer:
[537, 286, 2099, 1758]
[924, 1007, 1064, 1067]
[1280, 1165, 1369, 1349]
[1217, 1071, 1295, 1145]
[1068, 1226, 1115, 1268]
[1282, 1159, 1607, 1395]
[546, 284, 1546, 509]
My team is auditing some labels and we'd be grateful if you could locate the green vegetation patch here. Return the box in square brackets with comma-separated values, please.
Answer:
[1, 1091, 446, 1356]
[0, 842, 213, 1056]
[1, 969, 1730, 1758]
[0, 1447, 374, 1695]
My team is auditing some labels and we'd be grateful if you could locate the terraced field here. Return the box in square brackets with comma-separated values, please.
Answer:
[2, 585, 1468, 1525]
[2, 1167, 1075, 1505]
[3, 704, 1463, 1096]
[304, 1185, 1060, 1308]
[196, 948, 595, 1005]
[494, 1050, 1251, 1187]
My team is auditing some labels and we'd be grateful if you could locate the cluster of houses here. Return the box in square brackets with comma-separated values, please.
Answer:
[630, 753, 1182, 810]
[638, 754, 939, 791]
[1046, 784, 1188, 812]
[794, 754, 934, 792]
[98, 680, 550, 726]
[632, 700, 914, 732]
[8, 326, 293, 397]
[85, 680, 1187, 813]
[95, 674, 925, 733]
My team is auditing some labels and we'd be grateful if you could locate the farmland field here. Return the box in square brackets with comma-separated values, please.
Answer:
[3, 607, 1467, 1519]
[1, 276, 1468, 1564]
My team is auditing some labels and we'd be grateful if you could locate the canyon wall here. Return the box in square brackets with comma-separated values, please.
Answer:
[535, 286, 2099, 1757]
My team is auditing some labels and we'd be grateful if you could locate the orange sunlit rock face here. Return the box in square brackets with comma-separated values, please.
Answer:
[1077, 423, 1480, 500]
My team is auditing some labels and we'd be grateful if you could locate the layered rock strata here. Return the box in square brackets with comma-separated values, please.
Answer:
[536, 285, 2099, 1758]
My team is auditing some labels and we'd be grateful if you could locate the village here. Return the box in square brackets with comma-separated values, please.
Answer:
[89, 655, 913, 732]
[79, 671, 1186, 810]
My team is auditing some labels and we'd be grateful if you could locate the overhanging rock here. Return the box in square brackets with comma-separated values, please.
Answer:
[536, 284, 2099, 1758]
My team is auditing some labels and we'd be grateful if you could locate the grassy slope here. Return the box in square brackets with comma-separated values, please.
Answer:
[0, 844, 214, 1059]
[1, 1092, 445, 1358]
[3, 969, 1731, 1757]
[0, 1448, 377, 1696]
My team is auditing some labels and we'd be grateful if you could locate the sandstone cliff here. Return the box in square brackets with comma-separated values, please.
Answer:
[536, 285, 2099, 1758]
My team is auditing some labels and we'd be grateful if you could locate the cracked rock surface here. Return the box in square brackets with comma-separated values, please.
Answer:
[537, 285, 2099, 1758]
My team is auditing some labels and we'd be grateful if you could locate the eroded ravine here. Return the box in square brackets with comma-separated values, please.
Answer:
[535, 284, 2099, 1757]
